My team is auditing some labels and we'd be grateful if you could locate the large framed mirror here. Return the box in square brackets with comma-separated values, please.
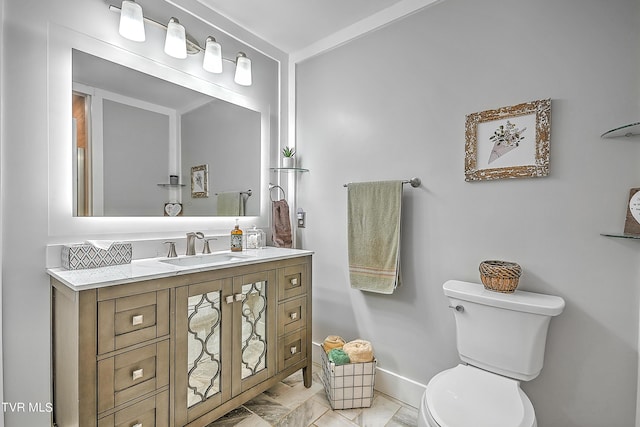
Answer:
[48, 25, 275, 237]
[72, 50, 261, 217]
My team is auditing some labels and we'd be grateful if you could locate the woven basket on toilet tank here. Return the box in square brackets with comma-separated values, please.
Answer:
[479, 260, 522, 293]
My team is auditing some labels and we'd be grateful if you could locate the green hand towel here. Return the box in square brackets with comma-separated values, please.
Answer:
[217, 192, 241, 216]
[347, 180, 403, 294]
[328, 348, 351, 366]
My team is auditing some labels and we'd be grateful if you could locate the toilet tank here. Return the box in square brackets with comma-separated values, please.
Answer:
[444, 280, 565, 381]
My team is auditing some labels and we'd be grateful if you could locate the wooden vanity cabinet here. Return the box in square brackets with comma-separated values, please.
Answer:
[51, 255, 312, 427]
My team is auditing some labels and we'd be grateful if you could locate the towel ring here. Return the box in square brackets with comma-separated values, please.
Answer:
[269, 184, 286, 202]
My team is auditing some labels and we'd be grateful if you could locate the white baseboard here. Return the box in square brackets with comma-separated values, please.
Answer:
[311, 341, 426, 409]
[374, 366, 427, 409]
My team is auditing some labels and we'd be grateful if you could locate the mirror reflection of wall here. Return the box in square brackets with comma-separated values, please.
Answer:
[71, 49, 262, 217]
[181, 99, 260, 216]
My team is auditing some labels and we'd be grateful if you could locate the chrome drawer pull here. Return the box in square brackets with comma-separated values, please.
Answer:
[290, 346, 297, 355]
[290, 278, 298, 286]
[132, 423, 143, 427]
[132, 368, 144, 381]
[132, 314, 144, 326]
[290, 312, 298, 320]
[225, 295, 234, 304]
[235, 293, 245, 302]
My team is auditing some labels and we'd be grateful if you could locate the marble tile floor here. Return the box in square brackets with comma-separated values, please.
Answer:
[206, 366, 419, 427]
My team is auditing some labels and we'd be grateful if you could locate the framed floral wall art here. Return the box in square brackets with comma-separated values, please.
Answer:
[464, 99, 551, 181]
[191, 164, 209, 198]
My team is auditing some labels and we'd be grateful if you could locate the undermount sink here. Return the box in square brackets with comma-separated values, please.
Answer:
[159, 252, 253, 267]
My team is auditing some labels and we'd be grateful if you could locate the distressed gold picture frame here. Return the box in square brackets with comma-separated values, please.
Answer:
[191, 164, 209, 198]
[465, 98, 551, 182]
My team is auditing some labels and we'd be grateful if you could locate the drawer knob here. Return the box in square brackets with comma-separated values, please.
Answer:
[290, 346, 297, 355]
[132, 368, 144, 381]
[225, 295, 234, 304]
[290, 312, 298, 320]
[132, 423, 143, 427]
[132, 314, 144, 326]
[290, 278, 298, 286]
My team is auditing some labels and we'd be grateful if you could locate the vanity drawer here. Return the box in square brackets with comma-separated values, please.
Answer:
[98, 389, 169, 427]
[278, 329, 307, 372]
[98, 290, 169, 354]
[278, 264, 308, 301]
[278, 296, 307, 336]
[98, 340, 169, 413]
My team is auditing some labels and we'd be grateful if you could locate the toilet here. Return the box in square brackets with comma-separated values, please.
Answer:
[418, 280, 565, 427]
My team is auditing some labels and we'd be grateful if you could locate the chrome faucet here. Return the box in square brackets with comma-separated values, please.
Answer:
[163, 241, 178, 258]
[185, 232, 204, 255]
[202, 237, 217, 254]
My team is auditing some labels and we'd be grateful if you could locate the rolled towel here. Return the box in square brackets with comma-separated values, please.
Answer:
[322, 335, 346, 353]
[328, 349, 350, 366]
[343, 339, 374, 363]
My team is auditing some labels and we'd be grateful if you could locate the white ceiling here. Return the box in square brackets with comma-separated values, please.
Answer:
[196, 0, 437, 56]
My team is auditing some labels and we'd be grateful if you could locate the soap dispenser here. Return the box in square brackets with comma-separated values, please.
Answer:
[230, 219, 243, 252]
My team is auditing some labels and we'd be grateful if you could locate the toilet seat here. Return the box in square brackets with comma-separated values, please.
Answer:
[424, 364, 536, 427]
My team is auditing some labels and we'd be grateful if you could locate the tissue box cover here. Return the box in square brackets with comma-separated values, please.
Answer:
[321, 347, 376, 410]
[61, 243, 132, 270]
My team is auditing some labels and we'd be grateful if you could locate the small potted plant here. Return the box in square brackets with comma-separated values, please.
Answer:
[282, 146, 296, 168]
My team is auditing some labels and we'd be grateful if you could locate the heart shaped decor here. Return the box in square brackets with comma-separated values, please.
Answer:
[165, 203, 182, 216]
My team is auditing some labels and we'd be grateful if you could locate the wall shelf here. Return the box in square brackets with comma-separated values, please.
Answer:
[270, 167, 309, 173]
[600, 233, 640, 240]
[600, 122, 640, 138]
[157, 183, 186, 187]
[600, 124, 639, 239]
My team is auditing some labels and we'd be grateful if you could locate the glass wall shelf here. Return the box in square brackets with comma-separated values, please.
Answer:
[601, 122, 640, 138]
[157, 183, 186, 187]
[600, 233, 640, 240]
[270, 167, 309, 173]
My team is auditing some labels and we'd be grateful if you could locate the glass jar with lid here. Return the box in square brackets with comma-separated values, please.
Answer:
[245, 225, 266, 249]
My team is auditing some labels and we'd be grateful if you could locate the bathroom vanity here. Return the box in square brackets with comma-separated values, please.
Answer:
[48, 248, 312, 427]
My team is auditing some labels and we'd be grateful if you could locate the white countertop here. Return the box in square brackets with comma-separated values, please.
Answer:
[47, 247, 313, 291]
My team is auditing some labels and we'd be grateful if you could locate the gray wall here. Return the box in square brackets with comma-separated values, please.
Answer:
[296, 0, 640, 426]
[103, 100, 170, 216]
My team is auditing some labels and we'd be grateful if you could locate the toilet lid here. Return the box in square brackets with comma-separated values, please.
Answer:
[425, 365, 535, 427]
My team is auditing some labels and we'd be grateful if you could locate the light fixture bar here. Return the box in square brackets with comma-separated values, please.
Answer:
[108, 3, 253, 85]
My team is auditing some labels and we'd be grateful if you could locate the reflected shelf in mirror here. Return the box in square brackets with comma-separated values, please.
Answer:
[270, 167, 309, 173]
[600, 232, 640, 240]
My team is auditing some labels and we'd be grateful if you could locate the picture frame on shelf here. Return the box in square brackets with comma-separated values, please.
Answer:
[465, 98, 551, 182]
[624, 188, 640, 236]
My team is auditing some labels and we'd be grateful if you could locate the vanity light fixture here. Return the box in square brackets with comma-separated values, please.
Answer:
[109, 1, 254, 85]
[118, 0, 145, 42]
[202, 36, 223, 73]
[164, 18, 187, 59]
[234, 52, 252, 86]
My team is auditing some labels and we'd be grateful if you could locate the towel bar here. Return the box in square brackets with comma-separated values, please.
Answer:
[343, 177, 421, 188]
[214, 189, 252, 196]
